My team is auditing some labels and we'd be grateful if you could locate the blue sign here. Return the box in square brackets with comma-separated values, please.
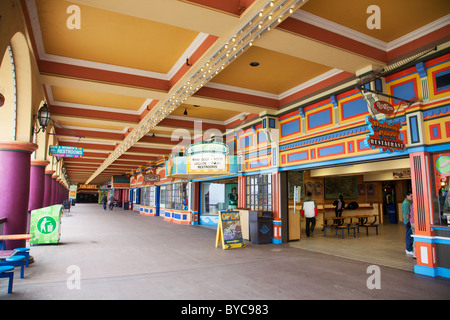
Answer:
[49, 145, 83, 158]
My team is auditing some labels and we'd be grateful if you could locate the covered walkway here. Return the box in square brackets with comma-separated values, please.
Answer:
[1, 204, 449, 300]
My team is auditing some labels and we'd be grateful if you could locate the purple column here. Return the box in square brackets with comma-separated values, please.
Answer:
[51, 174, 57, 205]
[0, 142, 38, 249]
[57, 179, 63, 204]
[43, 170, 54, 207]
[28, 160, 49, 212]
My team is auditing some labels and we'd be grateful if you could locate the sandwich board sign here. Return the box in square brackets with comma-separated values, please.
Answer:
[215, 210, 246, 250]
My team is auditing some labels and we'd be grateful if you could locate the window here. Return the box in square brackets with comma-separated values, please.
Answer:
[140, 186, 156, 207]
[141, 186, 149, 206]
[149, 186, 155, 206]
[160, 186, 166, 208]
[164, 183, 187, 210]
[246, 174, 272, 211]
[436, 69, 450, 92]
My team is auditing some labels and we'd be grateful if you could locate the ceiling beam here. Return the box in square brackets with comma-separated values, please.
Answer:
[254, 26, 386, 74]
[69, 0, 240, 37]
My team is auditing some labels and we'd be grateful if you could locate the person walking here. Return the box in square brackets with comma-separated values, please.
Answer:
[109, 193, 115, 211]
[402, 191, 414, 256]
[302, 192, 318, 237]
[101, 194, 107, 210]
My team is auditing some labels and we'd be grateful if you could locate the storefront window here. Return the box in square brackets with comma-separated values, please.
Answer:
[201, 182, 238, 214]
[160, 186, 166, 209]
[165, 182, 188, 211]
[140, 186, 156, 207]
[246, 174, 272, 211]
[433, 153, 450, 226]
[149, 186, 155, 206]
[141, 186, 149, 206]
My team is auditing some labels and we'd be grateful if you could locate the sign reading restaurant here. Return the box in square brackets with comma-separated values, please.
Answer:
[364, 116, 405, 153]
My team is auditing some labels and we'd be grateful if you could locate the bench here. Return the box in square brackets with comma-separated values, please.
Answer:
[322, 223, 338, 237]
[14, 247, 30, 267]
[0, 255, 26, 279]
[0, 265, 14, 294]
[358, 223, 379, 236]
[336, 223, 357, 238]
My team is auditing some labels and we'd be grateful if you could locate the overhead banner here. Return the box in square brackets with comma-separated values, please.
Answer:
[364, 116, 405, 153]
[49, 145, 83, 158]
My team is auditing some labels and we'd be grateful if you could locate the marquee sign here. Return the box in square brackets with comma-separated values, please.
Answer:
[187, 142, 229, 174]
[364, 116, 405, 153]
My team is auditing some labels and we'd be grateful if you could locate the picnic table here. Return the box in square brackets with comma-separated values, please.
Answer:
[0, 234, 32, 250]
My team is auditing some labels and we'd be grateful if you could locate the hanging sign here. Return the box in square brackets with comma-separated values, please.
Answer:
[373, 100, 394, 115]
[144, 173, 160, 182]
[364, 116, 405, 153]
[49, 145, 83, 158]
[215, 210, 246, 250]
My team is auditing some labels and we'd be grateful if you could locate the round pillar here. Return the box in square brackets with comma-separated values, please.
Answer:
[43, 170, 54, 207]
[0, 142, 38, 249]
[28, 160, 49, 211]
[51, 174, 58, 205]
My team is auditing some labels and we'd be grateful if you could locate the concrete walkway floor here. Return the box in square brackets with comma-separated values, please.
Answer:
[1, 203, 449, 301]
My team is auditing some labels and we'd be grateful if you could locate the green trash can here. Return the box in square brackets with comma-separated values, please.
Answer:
[30, 205, 62, 245]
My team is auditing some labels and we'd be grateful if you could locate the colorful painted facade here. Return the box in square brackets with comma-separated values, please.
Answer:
[121, 52, 450, 277]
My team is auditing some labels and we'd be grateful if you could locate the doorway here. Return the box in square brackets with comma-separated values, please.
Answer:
[382, 182, 396, 223]
[287, 171, 304, 241]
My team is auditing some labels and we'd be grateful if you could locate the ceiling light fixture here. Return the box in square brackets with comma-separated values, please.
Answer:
[35, 103, 51, 133]
[85, 0, 307, 184]
[250, 61, 260, 67]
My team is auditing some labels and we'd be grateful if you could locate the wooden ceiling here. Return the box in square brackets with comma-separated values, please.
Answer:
[22, 0, 450, 184]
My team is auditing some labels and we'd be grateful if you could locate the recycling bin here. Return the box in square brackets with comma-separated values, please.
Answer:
[249, 211, 273, 244]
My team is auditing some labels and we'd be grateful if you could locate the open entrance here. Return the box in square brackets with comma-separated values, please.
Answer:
[284, 158, 416, 271]
[382, 179, 412, 224]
